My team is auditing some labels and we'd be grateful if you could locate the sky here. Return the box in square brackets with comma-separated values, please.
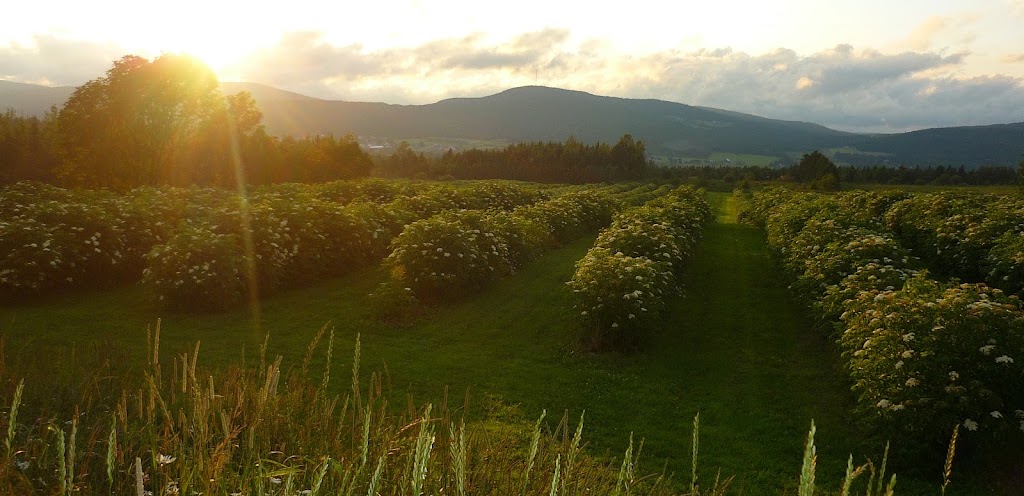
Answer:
[3, 0, 1024, 132]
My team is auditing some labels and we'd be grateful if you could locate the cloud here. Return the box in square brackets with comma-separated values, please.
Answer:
[899, 14, 979, 52]
[233, 31, 388, 89]
[1011, 0, 1024, 16]
[904, 16, 951, 51]
[0, 35, 124, 85]
[233, 29, 571, 99]
[1004, 53, 1024, 63]
[604, 44, 1020, 132]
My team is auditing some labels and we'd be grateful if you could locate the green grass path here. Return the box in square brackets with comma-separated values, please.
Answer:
[645, 192, 863, 490]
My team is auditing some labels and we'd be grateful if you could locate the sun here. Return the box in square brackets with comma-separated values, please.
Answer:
[147, 35, 256, 82]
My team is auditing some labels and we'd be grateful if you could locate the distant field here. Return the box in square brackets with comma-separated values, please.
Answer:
[706, 152, 779, 167]
[395, 137, 513, 152]
[650, 153, 779, 167]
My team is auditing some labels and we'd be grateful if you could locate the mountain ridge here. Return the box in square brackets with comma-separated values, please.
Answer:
[3, 80, 1022, 167]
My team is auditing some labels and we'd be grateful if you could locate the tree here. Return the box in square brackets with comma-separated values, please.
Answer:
[790, 150, 840, 190]
[56, 54, 261, 188]
[1018, 159, 1024, 193]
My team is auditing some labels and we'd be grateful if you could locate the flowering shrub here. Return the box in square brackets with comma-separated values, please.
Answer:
[840, 276, 1024, 446]
[569, 186, 710, 350]
[815, 261, 919, 328]
[790, 230, 914, 302]
[0, 193, 127, 294]
[142, 225, 249, 311]
[594, 218, 683, 272]
[985, 231, 1024, 295]
[385, 211, 512, 300]
[484, 213, 552, 271]
[514, 191, 618, 244]
[385, 185, 664, 303]
[885, 192, 1024, 284]
[567, 248, 674, 350]
[745, 187, 1024, 450]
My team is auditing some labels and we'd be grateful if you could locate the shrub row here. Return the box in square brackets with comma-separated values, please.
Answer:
[0, 182, 214, 294]
[885, 192, 1024, 295]
[385, 187, 626, 301]
[742, 188, 1024, 450]
[143, 182, 548, 310]
[568, 187, 712, 351]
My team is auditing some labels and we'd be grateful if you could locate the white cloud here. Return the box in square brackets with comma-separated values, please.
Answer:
[1011, 0, 1024, 16]
[0, 35, 123, 85]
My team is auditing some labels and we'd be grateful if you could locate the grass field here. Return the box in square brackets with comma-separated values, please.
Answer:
[0, 191, 1004, 494]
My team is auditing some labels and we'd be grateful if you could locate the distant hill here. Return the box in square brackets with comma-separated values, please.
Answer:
[0, 80, 75, 117]
[4, 80, 1023, 167]
[841, 122, 1024, 167]
[219, 84, 855, 161]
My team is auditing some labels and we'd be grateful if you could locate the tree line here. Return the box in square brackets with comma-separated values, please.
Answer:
[375, 135, 649, 183]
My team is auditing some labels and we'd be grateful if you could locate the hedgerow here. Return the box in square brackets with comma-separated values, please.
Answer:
[742, 188, 1024, 451]
[568, 187, 711, 351]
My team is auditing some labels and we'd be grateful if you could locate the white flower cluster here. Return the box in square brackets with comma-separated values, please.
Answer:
[568, 186, 711, 350]
[745, 187, 1024, 446]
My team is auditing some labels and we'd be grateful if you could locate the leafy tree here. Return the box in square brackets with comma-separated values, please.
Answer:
[790, 150, 840, 190]
[0, 109, 60, 183]
[1018, 159, 1024, 193]
[55, 54, 262, 188]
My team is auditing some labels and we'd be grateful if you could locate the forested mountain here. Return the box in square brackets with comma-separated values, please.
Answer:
[0, 80, 75, 117]
[4, 81, 1022, 167]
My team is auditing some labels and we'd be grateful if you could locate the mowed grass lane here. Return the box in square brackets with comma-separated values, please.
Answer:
[0, 191, 951, 493]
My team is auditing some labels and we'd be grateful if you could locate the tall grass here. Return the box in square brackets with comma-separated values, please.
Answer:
[0, 324, 952, 495]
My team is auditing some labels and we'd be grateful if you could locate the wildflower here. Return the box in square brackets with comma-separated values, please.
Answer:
[963, 419, 978, 431]
[901, 350, 915, 358]
[905, 378, 920, 387]
[991, 411, 1004, 419]
[890, 404, 905, 411]
[157, 454, 176, 465]
[15, 460, 29, 471]
[876, 399, 891, 409]
[902, 333, 915, 342]
[979, 344, 996, 355]
[949, 371, 959, 381]
[611, 323, 619, 328]
[995, 355, 1014, 364]
[269, 476, 282, 484]
[895, 360, 904, 369]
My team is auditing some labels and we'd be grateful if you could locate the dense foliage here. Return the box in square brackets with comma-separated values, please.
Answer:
[568, 187, 712, 351]
[650, 164, 1018, 189]
[0, 180, 553, 310]
[742, 188, 1024, 452]
[885, 192, 1024, 295]
[376, 135, 650, 183]
[385, 185, 657, 302]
